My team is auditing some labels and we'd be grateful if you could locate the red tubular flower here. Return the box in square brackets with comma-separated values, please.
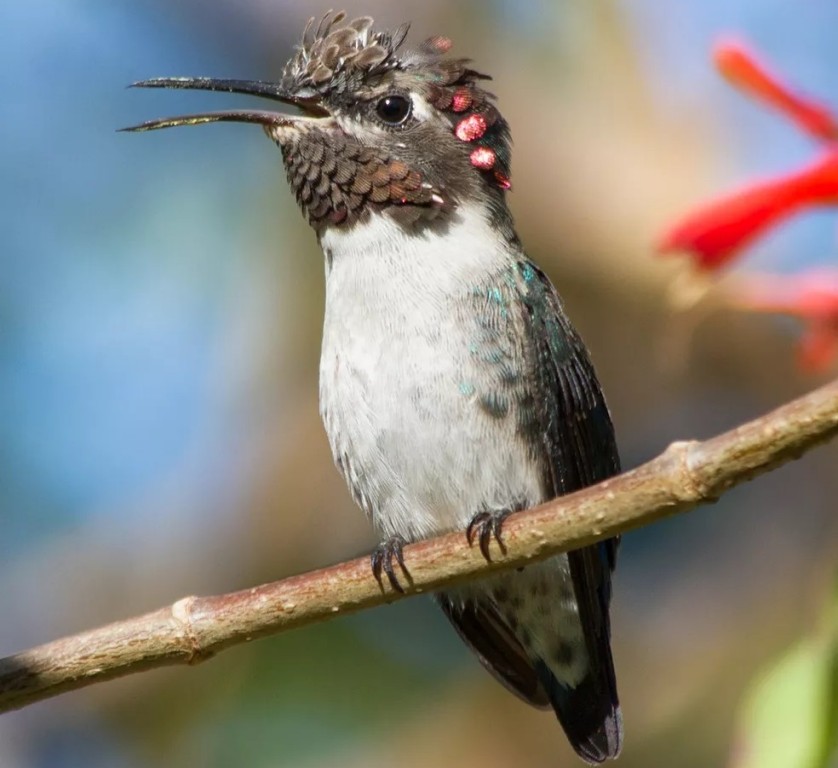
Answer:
[658, 150, 838, 271]
[729, 270, 838, 371]
[658, 36, 838, 372]
[796, 324, 838, 372]
[658, 39, 838, 273]
[714, 38, 838, 143]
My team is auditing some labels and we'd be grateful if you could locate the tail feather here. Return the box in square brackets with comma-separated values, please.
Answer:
[537, 661, 622, 764]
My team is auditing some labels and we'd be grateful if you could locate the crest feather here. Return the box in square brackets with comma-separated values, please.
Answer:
[281, 12, 409, 94]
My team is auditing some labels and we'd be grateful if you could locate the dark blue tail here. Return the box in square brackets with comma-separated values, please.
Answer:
[536, 661, 622, 764]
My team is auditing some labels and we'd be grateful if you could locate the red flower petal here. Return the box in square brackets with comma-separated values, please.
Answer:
[658, 150, 838, 271]
[797, 322, 838, 372]
[731, 270, 838, 321]
[729, 270, 838, 372]
[714, 38, 838, 143]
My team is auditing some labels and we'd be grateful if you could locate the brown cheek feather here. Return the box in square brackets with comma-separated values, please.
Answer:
[279, 131, 443, 231]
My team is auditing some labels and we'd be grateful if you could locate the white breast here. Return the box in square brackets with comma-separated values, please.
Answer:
[318, 203, 546, 540]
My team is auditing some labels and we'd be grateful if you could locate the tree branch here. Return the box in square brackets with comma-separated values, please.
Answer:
[2, 378, 837, 715]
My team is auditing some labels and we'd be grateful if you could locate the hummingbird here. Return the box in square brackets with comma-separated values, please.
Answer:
[125, 12, 623, 763]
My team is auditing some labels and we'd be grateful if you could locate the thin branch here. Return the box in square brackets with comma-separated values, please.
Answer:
[2, 378, 837, 715]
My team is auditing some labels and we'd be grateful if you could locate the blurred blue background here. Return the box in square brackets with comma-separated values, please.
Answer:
[1, 2, 836, 766]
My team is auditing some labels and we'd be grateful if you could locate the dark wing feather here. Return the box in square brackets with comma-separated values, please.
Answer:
[437, 595, 550, 708]
[435, 259, 622, 761]
[516, 259, 622, 762]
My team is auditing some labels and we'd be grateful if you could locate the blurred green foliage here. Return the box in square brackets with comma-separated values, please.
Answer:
[734, 573, 838, 768]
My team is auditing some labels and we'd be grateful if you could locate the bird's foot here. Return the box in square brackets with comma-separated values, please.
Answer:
[466, 509, 512, 561]
[371, 535, 411, 594]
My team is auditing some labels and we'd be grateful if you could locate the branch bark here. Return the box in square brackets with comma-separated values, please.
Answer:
[2, 378, 837, 715]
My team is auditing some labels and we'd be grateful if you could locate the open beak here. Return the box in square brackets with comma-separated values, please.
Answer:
[120, 77, 328, 133]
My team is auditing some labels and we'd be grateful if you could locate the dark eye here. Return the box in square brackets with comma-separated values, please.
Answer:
[375, 94, 412, 125]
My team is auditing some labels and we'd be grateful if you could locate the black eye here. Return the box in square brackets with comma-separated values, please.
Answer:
[375, 94, 412, 125]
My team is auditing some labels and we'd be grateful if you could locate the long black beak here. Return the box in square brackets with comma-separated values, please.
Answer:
[120, 77, 327, 133]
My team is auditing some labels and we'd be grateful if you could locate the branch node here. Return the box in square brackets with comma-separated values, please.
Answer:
[667, 439, 714, 502]
[171, 596, 208, 664]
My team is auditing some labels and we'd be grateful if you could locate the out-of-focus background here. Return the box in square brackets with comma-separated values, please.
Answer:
[1, 2, 836, 766]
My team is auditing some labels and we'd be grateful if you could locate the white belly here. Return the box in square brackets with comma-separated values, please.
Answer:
[318, 205, 546, 540]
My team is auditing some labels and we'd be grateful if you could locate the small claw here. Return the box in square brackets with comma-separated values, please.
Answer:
[479, 523, 493, 561]
[466, 510, 511, 562]
[370, 536, 410, 594]
[493, 515, 509, 556]
[466, 511, 491, 547]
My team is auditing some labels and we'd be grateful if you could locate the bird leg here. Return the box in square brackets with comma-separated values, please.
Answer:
[370, 535, 411, 593]
[466, 509, 513, 561]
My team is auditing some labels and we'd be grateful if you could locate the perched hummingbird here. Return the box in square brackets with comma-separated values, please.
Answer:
[126, 12, 622, 763]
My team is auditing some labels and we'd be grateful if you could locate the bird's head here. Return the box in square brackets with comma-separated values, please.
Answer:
[126, 11, 513, 234]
